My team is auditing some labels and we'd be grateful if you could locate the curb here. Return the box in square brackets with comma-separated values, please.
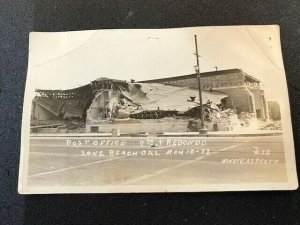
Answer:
[206, 132, 282, 137]
[30, 131, 283, 138]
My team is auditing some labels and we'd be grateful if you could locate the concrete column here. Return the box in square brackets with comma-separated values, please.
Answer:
[261, 95, 269, 121]
[246, 88, 256, 114]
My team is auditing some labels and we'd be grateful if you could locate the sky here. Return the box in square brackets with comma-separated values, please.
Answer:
[26, 25, 287, 101]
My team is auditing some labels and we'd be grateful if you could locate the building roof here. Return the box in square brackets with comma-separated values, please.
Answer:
[121, 83, 227, 112]
[94, 77, 127, 83]
[139, 68, 260, 83]
[35, 83, 91, 93]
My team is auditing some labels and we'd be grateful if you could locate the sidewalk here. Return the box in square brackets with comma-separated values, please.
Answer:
[161, 130, 282, 137]
[30, 129, 282, 138]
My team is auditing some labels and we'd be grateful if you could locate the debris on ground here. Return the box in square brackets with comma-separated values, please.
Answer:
[258, 120, 282, 130]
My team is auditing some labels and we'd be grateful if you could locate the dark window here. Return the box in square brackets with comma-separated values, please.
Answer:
[256, 110, 262, 118]
[91, 126, 99, 133]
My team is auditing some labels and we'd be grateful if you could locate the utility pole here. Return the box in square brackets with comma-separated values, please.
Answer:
[194, 35, 207, 134]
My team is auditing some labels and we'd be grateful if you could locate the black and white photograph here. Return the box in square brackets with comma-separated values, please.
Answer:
[18, 25, 298, 193]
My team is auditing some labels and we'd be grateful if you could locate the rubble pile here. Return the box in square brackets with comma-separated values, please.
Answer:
[258, 120, 282, 130]
[55, 119, 85, 133]
[189, 101, 242, 131]
[86, 82, 228, 123]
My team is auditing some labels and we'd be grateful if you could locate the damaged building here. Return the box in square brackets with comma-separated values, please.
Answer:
[31, 69, 268, 134]
[141, 68, 269, 120]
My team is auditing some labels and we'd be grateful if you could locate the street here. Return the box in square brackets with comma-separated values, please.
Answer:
[27, 135, 287, 187]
